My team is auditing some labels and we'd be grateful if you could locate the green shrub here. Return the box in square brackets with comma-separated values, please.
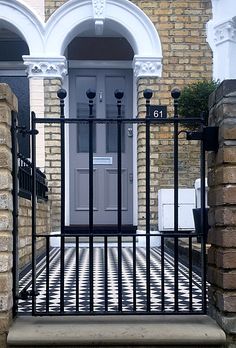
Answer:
[178, 80, 219, 121]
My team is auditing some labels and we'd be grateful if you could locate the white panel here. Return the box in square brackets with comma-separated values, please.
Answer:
[158, 189, 195, 231]
[162, 204, 195, 230]
[30, 78, 45, 168]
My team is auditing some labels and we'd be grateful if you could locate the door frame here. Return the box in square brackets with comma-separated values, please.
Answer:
[63, 60, 138, 227]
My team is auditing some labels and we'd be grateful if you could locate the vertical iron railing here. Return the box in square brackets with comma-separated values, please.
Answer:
[58, 89, 67, 313]
[172, 89, 181, 312]
[87, 89, 96, 312]
[15, 88, 210, 316]
[115, 90, 124, 312]
[144, 89, 152, 311]
[31, 111, 37, 315]
[200, 112, 208, 313]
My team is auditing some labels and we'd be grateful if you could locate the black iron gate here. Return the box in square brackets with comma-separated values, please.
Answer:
[13, 88, 219, 316]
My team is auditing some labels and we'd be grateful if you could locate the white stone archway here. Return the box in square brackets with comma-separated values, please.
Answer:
[0, 0, 162, 79]
[0, 0, 44, 55]
[25, 0, 163, 80]
[207, 0, 236, 80]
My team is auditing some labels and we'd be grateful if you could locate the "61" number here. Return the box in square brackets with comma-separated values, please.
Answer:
[153, 110, 164, 118]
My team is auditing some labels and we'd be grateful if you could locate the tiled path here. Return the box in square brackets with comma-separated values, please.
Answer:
[18, 246, 203, 314]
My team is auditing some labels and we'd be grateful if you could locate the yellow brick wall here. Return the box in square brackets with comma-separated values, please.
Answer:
[0, 84, 16, 348]
[18, 197, 50, 269]
[134, 0, 212, 229]
[45, 0, 68, 19]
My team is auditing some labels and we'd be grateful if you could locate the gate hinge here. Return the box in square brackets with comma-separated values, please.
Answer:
[18, 288, 39, 300]
[186, 126, 219, 152]
[16, 126, 39, 136]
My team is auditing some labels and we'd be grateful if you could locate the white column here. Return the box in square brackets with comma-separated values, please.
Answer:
[213, 20, 236, 81]
[207, 0, 236, 81]
[29, 78, 45, 169]
[24, 56, 68, 168]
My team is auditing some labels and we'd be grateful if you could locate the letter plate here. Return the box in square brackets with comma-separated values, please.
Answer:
[93, 157, 113, 165]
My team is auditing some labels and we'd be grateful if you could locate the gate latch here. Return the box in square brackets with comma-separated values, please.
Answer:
[18, 288, 39, 300]
[186, 126, 219, 152]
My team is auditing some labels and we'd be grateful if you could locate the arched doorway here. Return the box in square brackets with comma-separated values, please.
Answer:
[66, 34, 135, 228]
[43, 0, 163, 228]
[0, 22, 30, 156]
[44, 0, 162, 78]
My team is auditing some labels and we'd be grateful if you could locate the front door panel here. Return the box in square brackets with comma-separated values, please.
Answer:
[69, 69, 133, 226]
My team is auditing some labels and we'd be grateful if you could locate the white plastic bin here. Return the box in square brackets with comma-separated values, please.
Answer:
[158, 188, 195, 231]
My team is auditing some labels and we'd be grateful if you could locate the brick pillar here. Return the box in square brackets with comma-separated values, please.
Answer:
[208, 80, 236, 347]
[0, 84, 17, 347]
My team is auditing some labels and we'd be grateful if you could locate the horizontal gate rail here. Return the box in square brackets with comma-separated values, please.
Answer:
[33, 117, 204, 125]
[16, 88, 209, 317]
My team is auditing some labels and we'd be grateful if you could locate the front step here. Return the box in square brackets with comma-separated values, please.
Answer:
[8, 315, 226, 347]
[64, 236, 134, 244]
[63, 225, 136, 245]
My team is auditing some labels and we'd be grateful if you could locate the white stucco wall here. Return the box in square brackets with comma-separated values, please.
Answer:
[29, 79, 45, 168]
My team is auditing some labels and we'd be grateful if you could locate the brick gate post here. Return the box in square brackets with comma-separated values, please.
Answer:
[208, 80, 236, 347]
[0, 84, 18, 348]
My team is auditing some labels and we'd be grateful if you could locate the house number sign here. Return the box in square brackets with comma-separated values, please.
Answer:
[149, 105, 167, 119]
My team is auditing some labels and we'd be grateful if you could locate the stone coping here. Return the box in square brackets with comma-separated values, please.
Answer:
[8, 315, 226, 347]
[208, 79, 236, 110]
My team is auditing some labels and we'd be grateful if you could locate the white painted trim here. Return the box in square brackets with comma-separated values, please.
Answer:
[23, 56, 68, 79]
[63, 75, 70, 226]
[0, 0, 44, 55]
[43, 0, 162, 79]
[132, 75, 138, 227]
[0, 0, 162, 79]
[69, 60, 133, 69]
[45, 0, 162, 57]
